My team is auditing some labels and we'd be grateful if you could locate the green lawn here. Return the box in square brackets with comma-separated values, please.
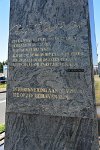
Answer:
[94, 75, 100, 104]
[0, 83, 7, 89]
[0, 124, 5, 133]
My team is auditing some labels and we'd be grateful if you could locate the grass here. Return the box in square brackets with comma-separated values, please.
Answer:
[0, 83, 7, 89]
[94, 75, 100, 104]
[0, 124, 5, 133]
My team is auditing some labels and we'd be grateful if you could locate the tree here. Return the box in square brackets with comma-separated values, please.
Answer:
[0, 60, 8, 73]
[5, 60, 8, 65]
[0, 62, 3, 73]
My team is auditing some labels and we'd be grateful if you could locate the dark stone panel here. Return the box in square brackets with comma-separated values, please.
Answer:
[4, 113, 99, 150]
[6, 0, 97, 119]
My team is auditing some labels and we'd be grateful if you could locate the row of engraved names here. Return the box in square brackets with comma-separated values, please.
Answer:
[13, 87, 84, 94]
[11, 62, 79, 67]
[12, 51, 84, 57]
[13, 92, 77, 100]
[11, 35, 81, 44]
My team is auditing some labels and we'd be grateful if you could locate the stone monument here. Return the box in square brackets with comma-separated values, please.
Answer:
[5, 0, 99, 149]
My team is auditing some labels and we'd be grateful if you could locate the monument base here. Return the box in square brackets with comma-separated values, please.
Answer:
[5, 113, 99, 150]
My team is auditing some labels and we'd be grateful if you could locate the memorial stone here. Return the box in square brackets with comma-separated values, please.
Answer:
[5, 0, 99, 149]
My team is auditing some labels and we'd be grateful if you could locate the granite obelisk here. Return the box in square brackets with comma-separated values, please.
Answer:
[5, 0, 99, 149]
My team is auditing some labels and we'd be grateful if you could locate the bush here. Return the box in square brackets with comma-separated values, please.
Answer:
[0, 124, 5, 133]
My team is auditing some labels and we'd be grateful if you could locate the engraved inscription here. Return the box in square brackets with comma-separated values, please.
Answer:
[12, 87, 84, 100]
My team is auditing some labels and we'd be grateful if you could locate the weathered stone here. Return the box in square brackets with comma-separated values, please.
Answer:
[5, 0, 99, 149]
[5, 113, 99, 150]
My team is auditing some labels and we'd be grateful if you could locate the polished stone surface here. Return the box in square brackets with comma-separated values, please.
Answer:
[7, 0, 96, 119]
[5, 0, 99, 149]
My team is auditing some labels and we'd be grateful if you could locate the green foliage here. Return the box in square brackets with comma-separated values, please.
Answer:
[0, 60, 8, 73]
[0, 62, 3, 73]
[0, 83, 7, 89]
[0, 124, 5, 133]
[5, 60, 8, 65]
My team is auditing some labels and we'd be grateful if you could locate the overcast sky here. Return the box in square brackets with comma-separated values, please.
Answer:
[0, 0, 100, 63]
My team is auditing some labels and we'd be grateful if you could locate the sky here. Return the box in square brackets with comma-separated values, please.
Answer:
[0, 0, 10, 62]
[0, 0, 100, 63]
[93, 0, 100, 63]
